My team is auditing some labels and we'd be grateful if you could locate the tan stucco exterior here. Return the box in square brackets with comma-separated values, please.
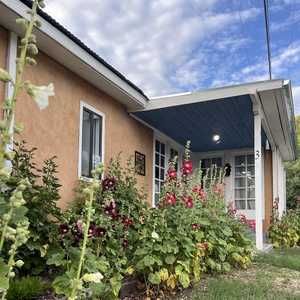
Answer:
[1, 28, 153, 210]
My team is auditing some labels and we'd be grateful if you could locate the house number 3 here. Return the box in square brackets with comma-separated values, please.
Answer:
[255, 150, 260, 160]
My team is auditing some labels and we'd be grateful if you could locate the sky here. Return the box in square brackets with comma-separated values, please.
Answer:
[43, 0, 300, 114]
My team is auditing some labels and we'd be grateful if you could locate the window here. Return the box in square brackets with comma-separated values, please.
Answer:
[200, 157, 223, 187]
[234, 154, 255, 210]
[154, 139, 166, 205]
[79, 102, 104, 178]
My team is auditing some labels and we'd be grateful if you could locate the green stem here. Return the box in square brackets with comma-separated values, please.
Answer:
[0, 0, 38, 167]
[1, 248, 16, 300]
[69, 180, 96, 299]
[0, 207, 13, 252]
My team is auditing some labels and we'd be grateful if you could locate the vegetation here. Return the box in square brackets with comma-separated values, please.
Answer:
[190, 247, 300, 300]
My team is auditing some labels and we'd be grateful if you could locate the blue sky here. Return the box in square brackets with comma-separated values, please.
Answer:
[44, 0, 300, 114]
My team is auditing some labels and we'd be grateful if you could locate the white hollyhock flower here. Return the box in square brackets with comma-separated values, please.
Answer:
[82, 272, 104, 283]
[26, 83, 54, 110]
[151, 231, 159, 239]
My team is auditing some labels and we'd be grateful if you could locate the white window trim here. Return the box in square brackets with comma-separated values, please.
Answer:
[152, 131, 185, 206]
[78, 101, 105, 180]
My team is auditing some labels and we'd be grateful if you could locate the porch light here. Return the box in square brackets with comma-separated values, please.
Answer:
[213, 134, 220, 144]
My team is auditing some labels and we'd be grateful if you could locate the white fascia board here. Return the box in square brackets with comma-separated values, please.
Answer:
[0, 0, 147, 109]
[128, 79, 285, 112]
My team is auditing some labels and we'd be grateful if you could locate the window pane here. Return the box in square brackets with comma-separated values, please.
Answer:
[155, 140, 160, 152]
[160, 168, 164, 180]
[247, 154, 254, 165]
[81, 110, 91, 176]
[161, 156, 165, 168]
[92, 114, 101, 169]
[155, 153, 159, 165]
[161, 143, 165, 155]
[201, 159, 210, 169]
[155, 166, 159, 179]
[155, 180, 160, 193]
[247, 200, 255, 209]
[247, 187, 255, 198]
[235, 155, 245, 165]
[212, 157, 222, 167]
[235, 189, 245, 198]
[235, 166, 245, 176]
[248, 166, 255, 176]
[235, 178, 246, 187]
[235, 200, 246, 209]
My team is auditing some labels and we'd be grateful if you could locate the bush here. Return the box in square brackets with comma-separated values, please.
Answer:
[6, 275, 43, 300]
[132, 142, 255, 298]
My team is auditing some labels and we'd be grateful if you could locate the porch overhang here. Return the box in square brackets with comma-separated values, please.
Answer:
[129, 79, 298, 162]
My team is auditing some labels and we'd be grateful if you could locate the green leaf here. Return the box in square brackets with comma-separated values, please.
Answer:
[0, 259, 10, 292]
[222, 226, 233, 237]
[110, 276, 122, 297]
[134, 248, 149, 256]
[148, 272, 161, 285]
[165, 254, 175, 265]
[52, 272, 74, 296]
[143, 255, 155, 267]
[178, 271, 190, 288]
[232, 252, 242, 262]
[46, 253, 66, 266]
[222, 262, 231, 272]
[158, 268, 169, 281]
[90, 282, 106, 295]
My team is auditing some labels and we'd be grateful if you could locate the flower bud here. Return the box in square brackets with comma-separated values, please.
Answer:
[4, 151, 15, 161]
[13, 123, 24, 134]
[0, 167, 10, 181]
[0, 121, 6, 130]
[21, 38, 28, 46]
[15, 18, 29, 29]
[83, 188, 91, 195]
[15, 191, 23, 199]
[1, 133, 12, 144]
[15, 260, 24, 268]
[8, 272, 15, 278]
[0, 68, 13, 83]
[2, 98, 11, 110]
[6, 227, 16, 234]
[35, 20, 42, 27]
[2, 214, 10, 222]
[27, 44, 38, 55]
[38, 1, 45, 8]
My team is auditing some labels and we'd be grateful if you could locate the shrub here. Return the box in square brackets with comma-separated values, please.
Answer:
[132, 142, 255, 298]
[268, 197, 300, 248]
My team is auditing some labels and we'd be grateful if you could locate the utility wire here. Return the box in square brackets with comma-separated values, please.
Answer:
[288, 0, 296, 78]
[235, 0, 254, 82]
[263, 0, 272, 80]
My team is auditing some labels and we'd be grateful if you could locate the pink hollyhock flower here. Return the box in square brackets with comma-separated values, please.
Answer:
[77, 219, 84, 231]
[211, 211, 216, 216]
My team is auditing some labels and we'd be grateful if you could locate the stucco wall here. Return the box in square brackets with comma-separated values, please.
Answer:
[1, 32, 153, 210]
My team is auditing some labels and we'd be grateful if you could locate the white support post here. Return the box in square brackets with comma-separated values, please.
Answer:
[254, 108, 263, 250]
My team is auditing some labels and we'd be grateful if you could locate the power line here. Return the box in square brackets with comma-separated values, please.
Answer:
[235, 0, 254, 82]
[263, 0, 272, 80]
[288, 0, 296, 78]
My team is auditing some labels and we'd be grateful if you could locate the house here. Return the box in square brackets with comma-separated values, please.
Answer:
[0, 0, 298, 251]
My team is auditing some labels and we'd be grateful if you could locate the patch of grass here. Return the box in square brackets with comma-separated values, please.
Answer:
[192, 277, 299, 300]
[190, 248, 300, 300]
[255, 247, 300, 271]
[6, 275, 43, 300]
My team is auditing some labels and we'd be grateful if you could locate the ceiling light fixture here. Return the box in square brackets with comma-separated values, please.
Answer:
[213, 134, 220, 142]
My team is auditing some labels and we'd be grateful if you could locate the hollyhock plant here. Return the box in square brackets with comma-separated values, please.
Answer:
[58, 224, 69, 235]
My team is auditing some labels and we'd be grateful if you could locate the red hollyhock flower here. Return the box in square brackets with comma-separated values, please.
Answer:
[192, 223, 199, 230]
[122, 239, 130, 248]
[102, 177, 117, 191]
[58, 224, 69, 235]
[167, 168, 177, 179]
[94, 227, 107, 237]
[164, 193, 176, 206]
[202, 243, 209, 249]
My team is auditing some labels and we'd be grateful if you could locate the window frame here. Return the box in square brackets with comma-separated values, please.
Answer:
[78, 101, 105, 180]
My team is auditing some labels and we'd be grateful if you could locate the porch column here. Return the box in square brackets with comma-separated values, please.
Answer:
[254, 108, 263, 250]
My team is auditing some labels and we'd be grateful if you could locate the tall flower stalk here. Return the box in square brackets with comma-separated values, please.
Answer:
[69, 163, 106, 300]
[0, 0, 54, 297]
